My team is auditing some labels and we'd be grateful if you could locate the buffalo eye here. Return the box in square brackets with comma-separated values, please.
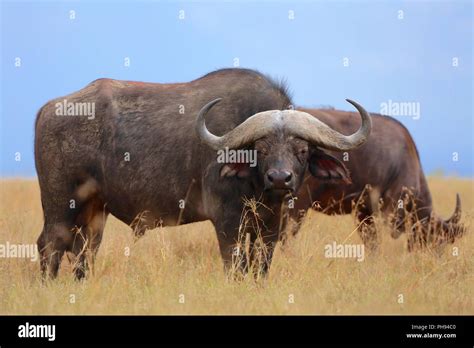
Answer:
[292, 139, 308, 157]
[295, 145, 308, 157]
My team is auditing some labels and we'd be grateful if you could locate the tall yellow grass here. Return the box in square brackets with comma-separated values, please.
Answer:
[0, 177, 472, 314]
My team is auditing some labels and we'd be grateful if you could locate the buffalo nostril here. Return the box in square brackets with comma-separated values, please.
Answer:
[265, 170, 293, 189]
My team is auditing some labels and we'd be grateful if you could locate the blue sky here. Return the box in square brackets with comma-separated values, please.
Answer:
[1, 0, 472, 177]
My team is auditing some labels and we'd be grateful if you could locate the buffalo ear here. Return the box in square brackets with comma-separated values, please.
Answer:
[220, 163, 251, 179]
[308, 149, 351, 184]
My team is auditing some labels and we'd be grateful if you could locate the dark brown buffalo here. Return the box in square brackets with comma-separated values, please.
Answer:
[35, 69, 372, 279]
[284, 108, 464, 250]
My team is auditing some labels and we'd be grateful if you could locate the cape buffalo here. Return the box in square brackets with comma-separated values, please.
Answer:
[284, 108, 464, 250]
[35, 68, 372, 280]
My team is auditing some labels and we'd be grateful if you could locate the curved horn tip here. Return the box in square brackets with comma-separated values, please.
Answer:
[454, 193, 461, 213]
[344, 98, 372, 147]
[345, 99, 361, 108]
[195, 98, 225, 150]
[206, 98, 223, 108]
[345, 98, 355, 105]
[345, 99, 369, 114]
[447, 193, 462, 224]
[455, 193, 461, 214]
[196, 98, 223, 121]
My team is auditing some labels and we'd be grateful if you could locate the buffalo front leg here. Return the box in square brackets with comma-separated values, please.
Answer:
[280, 209, 306, 247]
[357, 212, 378, 252]
[355, 186, 378, 252]
[213, 215, 252, 278]
[213, 199, 281, 279]
[203, 163, 279, 279]
[214, 221, 279, 280]
[248, 229, 279, 278]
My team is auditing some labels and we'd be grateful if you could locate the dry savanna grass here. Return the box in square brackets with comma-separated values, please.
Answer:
[0, 177, 472, 315]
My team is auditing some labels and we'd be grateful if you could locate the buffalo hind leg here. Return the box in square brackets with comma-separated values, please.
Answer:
[71, 197, 108, 280]
[37, 222, 74, 280]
